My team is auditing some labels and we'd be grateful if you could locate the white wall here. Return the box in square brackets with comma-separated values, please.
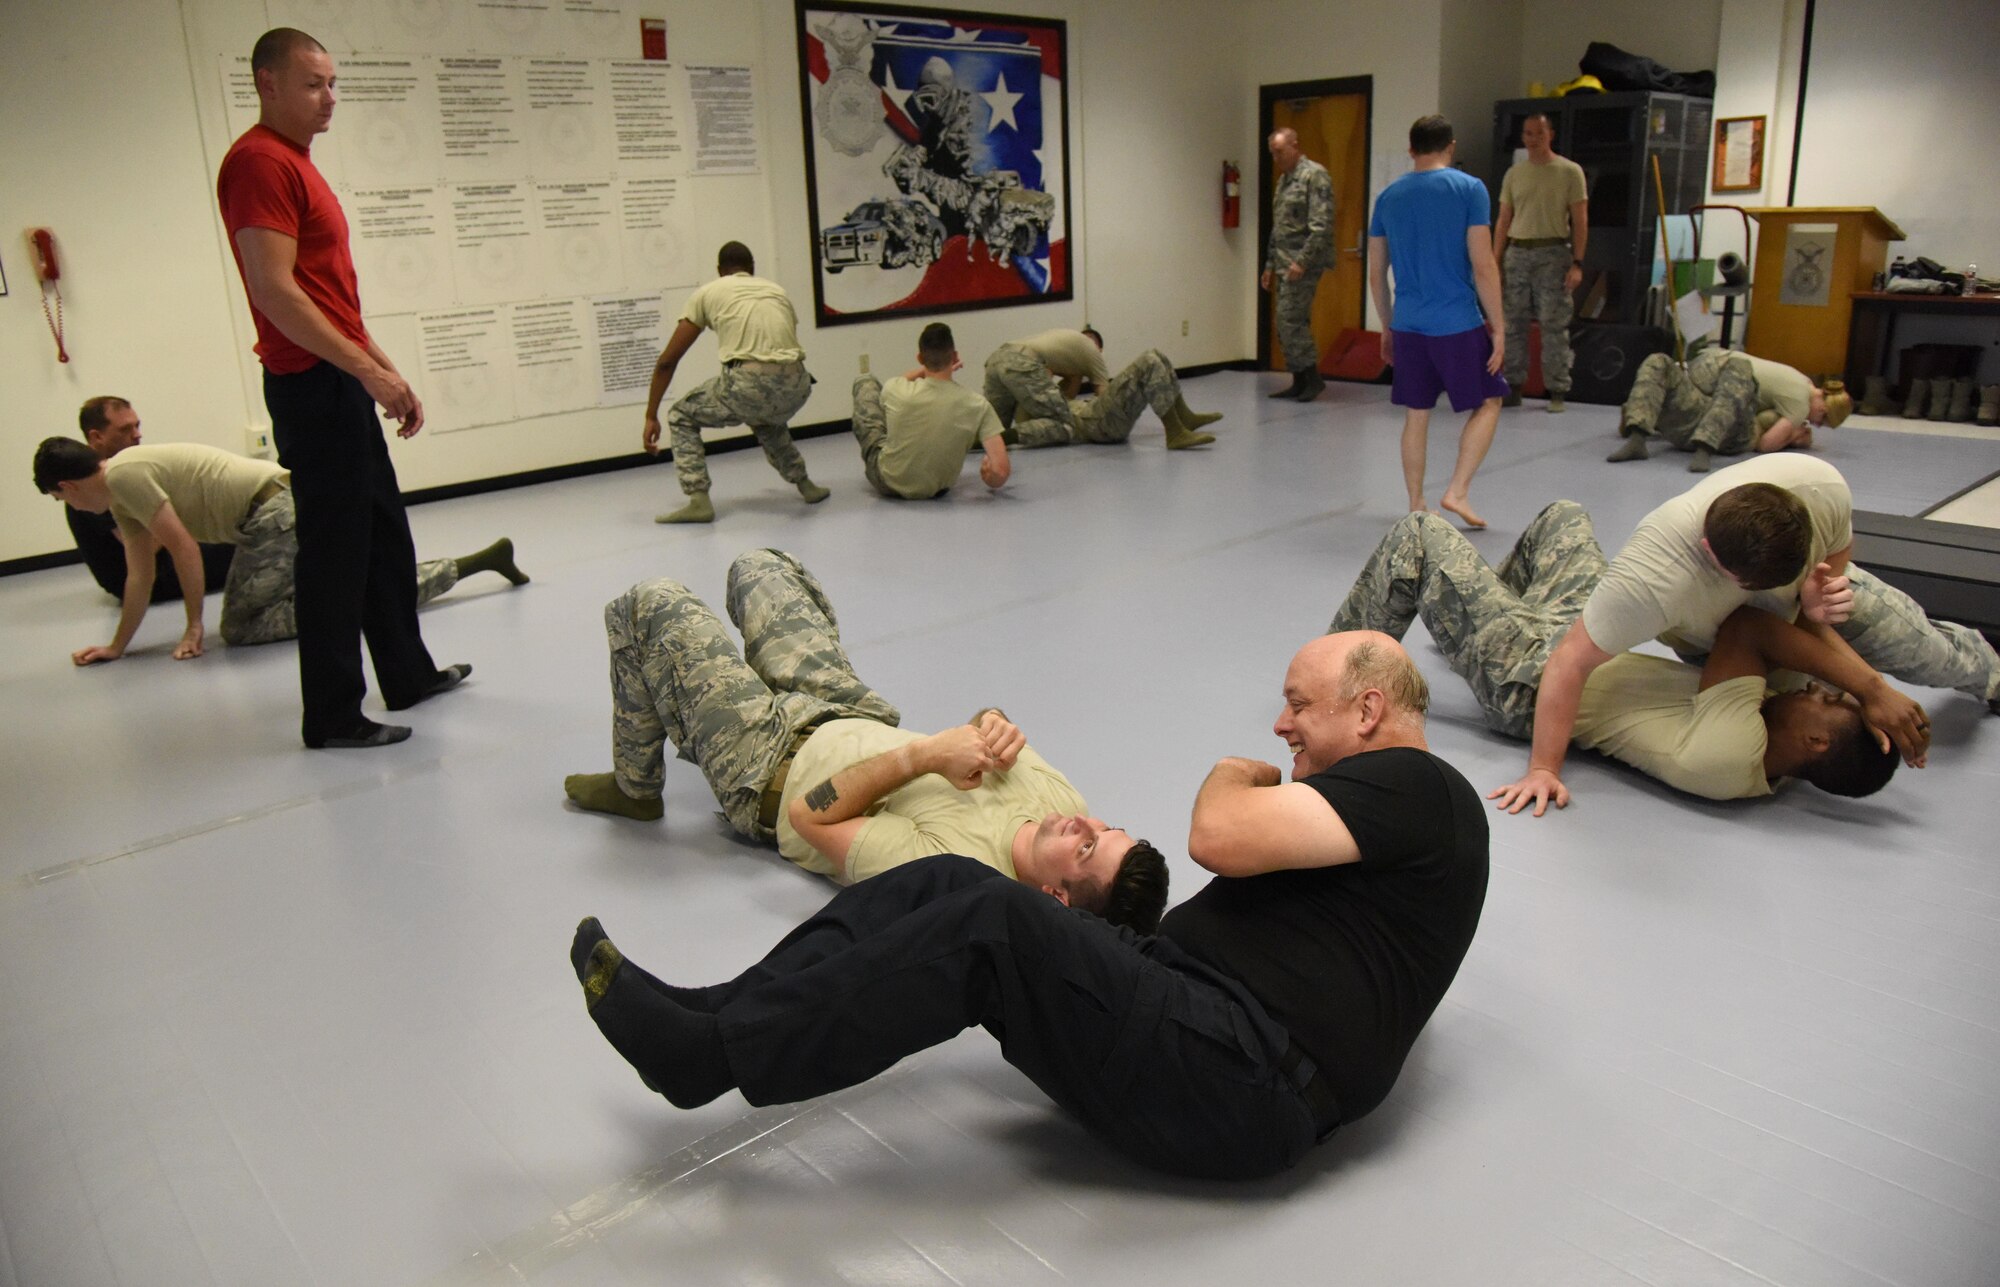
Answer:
[1792, 0, 2000, 270]
[1519, 0, 1721, 94]
[1440, 0, 1526, 182]
[0, 0, 1261, 565]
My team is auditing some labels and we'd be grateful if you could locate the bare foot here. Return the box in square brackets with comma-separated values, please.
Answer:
[1409, 498, 1431, 514]
[1439, 494, 1487, 529]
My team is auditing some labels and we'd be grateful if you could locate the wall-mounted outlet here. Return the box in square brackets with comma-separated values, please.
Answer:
[859, 352, 870, 374]
[245, 426, 274, 459]
[1181, 319, 1189, 336]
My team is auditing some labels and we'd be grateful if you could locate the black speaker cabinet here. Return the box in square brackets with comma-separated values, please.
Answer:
[1567, 323, 1674, 404]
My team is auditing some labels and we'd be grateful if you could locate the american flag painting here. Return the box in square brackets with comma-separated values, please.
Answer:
[796, 3, 1072, 325]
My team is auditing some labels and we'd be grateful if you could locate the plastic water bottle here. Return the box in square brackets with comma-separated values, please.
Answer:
[1966, 264, 1979, 296]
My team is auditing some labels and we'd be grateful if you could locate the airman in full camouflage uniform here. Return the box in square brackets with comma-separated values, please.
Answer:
[1614, 349, 1759, 457]
[217, 487, 479, 645]
[1329, 501, 1606, 738]
[586, 548, 900, 839]
[1263, 128, 1335, 399]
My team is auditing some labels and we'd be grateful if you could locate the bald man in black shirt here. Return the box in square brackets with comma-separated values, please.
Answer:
[568, 631, 1490, 1179]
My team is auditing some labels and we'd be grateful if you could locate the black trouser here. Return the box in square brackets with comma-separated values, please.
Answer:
[264, 363, 439, 742]
[703, 855, 1327, 1180]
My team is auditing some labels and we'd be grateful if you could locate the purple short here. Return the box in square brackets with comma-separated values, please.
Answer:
[1390, 326, 1509, 413]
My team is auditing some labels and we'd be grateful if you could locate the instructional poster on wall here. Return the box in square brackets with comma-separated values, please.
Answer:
[216, 17, 763, 433]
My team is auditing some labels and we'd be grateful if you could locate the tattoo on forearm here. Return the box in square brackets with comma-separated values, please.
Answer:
[804, 779, 839, 813]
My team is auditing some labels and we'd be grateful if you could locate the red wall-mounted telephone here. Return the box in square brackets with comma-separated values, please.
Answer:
[31, 227, 61, 282]
[28, 228, 69, 361]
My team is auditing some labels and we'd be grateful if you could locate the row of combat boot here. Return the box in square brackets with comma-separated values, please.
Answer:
[1857, 375, 2000, 426]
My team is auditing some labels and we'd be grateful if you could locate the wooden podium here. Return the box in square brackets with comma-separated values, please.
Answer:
[1742, 207, 1904, 378]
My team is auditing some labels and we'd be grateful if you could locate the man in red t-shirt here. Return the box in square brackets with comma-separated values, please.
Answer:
[218, 28, 468, 750]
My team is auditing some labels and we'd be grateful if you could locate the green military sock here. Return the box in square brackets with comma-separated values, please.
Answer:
[656, 494, 715, 524]
[1605, 428, 1649, 462]
[565, 772, 664, 820]
[797, 479, 831, 504]
[1160, 403, 1215, 448]
[1173, 395, 1223, 430]
[454, 537, 530, 585]
[571, 920, 733, 1108]
[1688, 445, 1714, 473]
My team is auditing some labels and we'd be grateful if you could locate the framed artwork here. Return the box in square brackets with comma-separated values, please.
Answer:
[1712, 115, 1766, 194]
[794, 2, 1073, 326]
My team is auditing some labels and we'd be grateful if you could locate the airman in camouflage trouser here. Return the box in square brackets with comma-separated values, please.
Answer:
[1329, 501, 1606, 739]
[990, 349, 1214, 449]
[1654, 564, 2000, 709]
[1501, 243, 1575, 395]
[669, 363, 817, 498]
[1619, 350, 1759, 455]
[216, 487, 481, 646]
[600, 549, 900, 841]
[982, 343, 1078, 448]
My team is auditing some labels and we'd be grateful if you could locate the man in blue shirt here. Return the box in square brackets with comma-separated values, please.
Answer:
[1368, 115, 1507, 530]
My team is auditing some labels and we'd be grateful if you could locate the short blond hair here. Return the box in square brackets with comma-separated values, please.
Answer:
[1338, 639, 1430, 720]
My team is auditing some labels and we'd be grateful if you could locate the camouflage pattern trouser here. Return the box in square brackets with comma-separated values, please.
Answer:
[605, 549, 901, 841]
[1329, 501, 1606, 739]
[848, 374, 900, 498]
[1659, 565, 2000, 703]
[1071, 351, 1180, 444]
[1621, 350, 1758, 454]
[668, 362, 814, 496]
[219, 487, 456, 646]
[1502, 243, 1574, 393]
[982, 345, 1076, 448]
[1274, 266, 1325, 374]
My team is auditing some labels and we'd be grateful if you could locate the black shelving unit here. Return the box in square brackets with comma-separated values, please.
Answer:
[1492, 92, 1711, 328]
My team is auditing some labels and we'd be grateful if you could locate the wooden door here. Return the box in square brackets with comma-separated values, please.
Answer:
[1263, 82, 1371, 371]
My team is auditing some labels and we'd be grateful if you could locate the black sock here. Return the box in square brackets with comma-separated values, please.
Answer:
[569, 917, 715, 1011]
[571, 920, 733, 1107]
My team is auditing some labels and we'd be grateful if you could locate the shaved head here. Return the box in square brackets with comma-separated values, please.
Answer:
[251, 27, 325, 75]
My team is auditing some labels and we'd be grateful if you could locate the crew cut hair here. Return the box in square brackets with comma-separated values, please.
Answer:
[251, 27, 326, 75]
[716, 241, 755, 274]
[1703, 483, 1812, 591]
[917, 322, 955, 370]
[1799, 714, 1899, 798]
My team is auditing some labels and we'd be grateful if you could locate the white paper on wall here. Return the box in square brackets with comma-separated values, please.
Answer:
[591, 292, 664, 406]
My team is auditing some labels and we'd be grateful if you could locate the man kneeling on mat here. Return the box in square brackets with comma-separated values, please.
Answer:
[1330, 505, 1910, 801]
[568, 629, 1487, 1180]
[562, 548, 1169, 932]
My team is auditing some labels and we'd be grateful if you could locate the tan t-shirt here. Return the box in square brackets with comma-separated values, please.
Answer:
[775, 719, 1087, 884]
[1579, 455, 1853, 658]
[104, 443, 288, 545]
[679, 273, 804, 363]
[878, 375, 1005, 497]
[1738, 353, 1815, 424]
[1015, 329, 1110, 386]
[1573, 654, 1772, 800]
[1499, 155, 1587, 240]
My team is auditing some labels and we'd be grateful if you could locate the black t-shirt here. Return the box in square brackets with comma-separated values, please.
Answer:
[1159, 747, 1489, 1122]
[66, 505, 236, 604]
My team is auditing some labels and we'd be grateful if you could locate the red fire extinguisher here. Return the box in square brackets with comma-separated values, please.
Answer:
[1222, 162, 1241, 229]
